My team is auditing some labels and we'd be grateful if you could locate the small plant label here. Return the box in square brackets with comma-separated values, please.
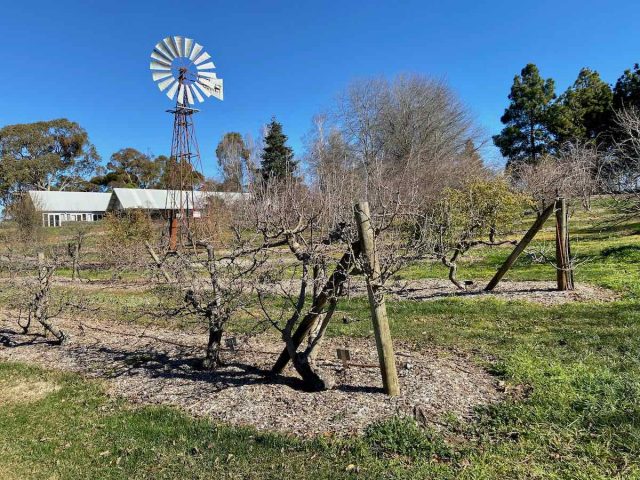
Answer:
[225, 337, 238, 351]
[336, 348, 351, 368]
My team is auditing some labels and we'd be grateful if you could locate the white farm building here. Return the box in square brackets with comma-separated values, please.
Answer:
[28, 189, 246, 227]
[29, 191, 112, 227]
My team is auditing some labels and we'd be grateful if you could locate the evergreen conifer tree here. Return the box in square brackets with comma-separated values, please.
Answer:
[493, 64, 556, 168]
[260, 118, 296, 182]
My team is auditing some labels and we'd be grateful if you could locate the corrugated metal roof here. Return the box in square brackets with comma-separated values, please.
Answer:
[29, 191, 112, 212]
[112, 188, 246, 210]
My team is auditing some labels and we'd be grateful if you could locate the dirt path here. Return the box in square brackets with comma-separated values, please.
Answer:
[0, 314, 501, 437]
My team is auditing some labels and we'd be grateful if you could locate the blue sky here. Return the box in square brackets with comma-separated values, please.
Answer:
[1, 0, 639, 178]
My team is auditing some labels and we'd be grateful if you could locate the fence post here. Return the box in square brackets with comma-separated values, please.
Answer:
[354, 201, 400, 396]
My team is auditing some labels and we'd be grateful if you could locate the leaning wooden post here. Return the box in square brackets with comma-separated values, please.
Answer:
[485, 201, 555, 291]
[354, 201, 400, 396]
[144, 241, 173, 283]
[555, 198, 574, 291]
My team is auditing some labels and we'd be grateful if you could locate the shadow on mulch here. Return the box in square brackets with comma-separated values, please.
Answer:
[0, 327, 382, 394]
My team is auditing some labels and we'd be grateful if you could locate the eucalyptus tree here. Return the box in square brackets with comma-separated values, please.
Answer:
[0, 119, 100, 204]
[215, 132, 250, 191]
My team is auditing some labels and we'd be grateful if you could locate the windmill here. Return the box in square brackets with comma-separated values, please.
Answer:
[150, 36, 223, 250]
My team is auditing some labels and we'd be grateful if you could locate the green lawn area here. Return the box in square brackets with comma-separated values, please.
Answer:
[1, 203, 640, 478]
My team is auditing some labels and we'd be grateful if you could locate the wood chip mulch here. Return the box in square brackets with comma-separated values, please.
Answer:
[0, 314, 501, 437]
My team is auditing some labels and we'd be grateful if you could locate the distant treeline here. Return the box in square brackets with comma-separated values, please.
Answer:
[494, 63, 640, 169]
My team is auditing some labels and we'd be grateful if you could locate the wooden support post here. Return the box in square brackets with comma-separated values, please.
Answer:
[354, 202, 400, 396]
[555, 198, 574, 291]
[144, 241, 173, 283]
[485, 201, 555, 291]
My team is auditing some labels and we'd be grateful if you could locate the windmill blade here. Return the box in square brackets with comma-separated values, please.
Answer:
[152, 71, 173, 81]
[185, 85, 195, 104]
[197, 71, 217, 79]
[173, 36, 184, 57]
[191, 83, 205, 103]
[166, 81, 179, 100]
[155, 41, 175, 60]
[150, 61, 171, 71]
[150, 51, 171, 65]
[189, 43, 203, 61]
[163, 37, 179, 58]
[177, 84, 185, 104]
[197, 61, 216, 70]
[184, 38, 194, 58]
[157, 77, 176, 92]
[194, 51, 211, 65]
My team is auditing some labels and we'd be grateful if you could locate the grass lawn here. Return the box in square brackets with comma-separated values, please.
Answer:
[1, 203, 640, 478]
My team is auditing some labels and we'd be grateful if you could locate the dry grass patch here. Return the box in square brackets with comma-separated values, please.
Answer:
[0, 378, 60, 405]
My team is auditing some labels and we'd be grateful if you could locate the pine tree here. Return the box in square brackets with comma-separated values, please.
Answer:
[260, 118, 296, 182]
[613, 63, 640, 111]
[493, 64, 556, 168]
[551, 68, 613, 143]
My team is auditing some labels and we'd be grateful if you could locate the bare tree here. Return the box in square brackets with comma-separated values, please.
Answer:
[249, 180, 357, 390]
[5, 192, 44, 242]
[511, 140, 601, 212]
[5, 250, 77, 345]
[147, 198, 267, 370]
[254, 74, 492, 389]
[98, 210, 159, 277]
[604, 107, 640, 219]
[66, 225, 90, 281]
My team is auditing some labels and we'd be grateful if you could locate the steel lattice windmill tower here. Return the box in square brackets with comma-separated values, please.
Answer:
[150, 36, 223, 250]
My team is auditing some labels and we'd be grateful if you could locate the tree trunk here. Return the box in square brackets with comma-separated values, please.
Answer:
[144, 241, 173, 283]
[271, 242, 361, 374]
[441, 253, 464, 290]
[202, 325, 223, 370]
[71, 250, 79, 281]
[291, 352, 333, 391]
[35, 252, 67, 344]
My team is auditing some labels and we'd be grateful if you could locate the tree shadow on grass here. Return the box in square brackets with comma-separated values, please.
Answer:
[600, 244, 640, 261]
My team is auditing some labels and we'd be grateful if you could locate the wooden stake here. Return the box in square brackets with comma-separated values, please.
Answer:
[145, 241, 173, 283]
[555, 198, 574, 291]
[485, 202, 555, 291]
[354, 201, 400, 396]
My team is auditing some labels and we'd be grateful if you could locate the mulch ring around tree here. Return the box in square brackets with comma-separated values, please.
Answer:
[361, 279, 619, 306]
[0, 315, 502, 437]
